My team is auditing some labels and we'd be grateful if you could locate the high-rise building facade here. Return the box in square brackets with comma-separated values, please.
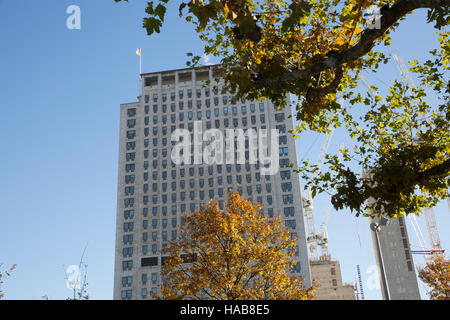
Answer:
[370, 216, 421, 300]
[113, 65, 311, 300]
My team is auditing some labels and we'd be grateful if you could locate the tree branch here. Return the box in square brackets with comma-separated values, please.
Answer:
[306, 67, 344, 102]
[257, 0, 448, 92]
[417, 158, 450, 184]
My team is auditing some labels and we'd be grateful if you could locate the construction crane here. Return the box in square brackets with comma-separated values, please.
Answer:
[409, 215, 427, 249]
[356, 265, 365, 300]
[314, 143, 345, 260]
[302, 136, 332, 259]
[361, 53, 445, 257]
[357, 74, 376, 99]
[390, 52, 444, 256]
[317, 204, 331, 259]
[391, 52, 414, 88]
[410, 243, 445, 255]
[302, 127, 335, 260]
[423, 207, 442, 250]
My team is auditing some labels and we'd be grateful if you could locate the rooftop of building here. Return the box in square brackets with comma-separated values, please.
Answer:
[140, 64, 221, 77]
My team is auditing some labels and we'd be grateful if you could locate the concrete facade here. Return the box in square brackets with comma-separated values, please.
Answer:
[310, 258, 356, 300]
[370, 216, 421, 300]
[113, 65, 311, 300]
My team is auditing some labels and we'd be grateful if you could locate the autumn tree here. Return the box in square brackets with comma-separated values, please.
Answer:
[418, 255, 450, 300]
[115, 0, 449, 218]
[157, 192, 315, 300]
[418, 254, 450, 300]
[0, 264, 16, 299]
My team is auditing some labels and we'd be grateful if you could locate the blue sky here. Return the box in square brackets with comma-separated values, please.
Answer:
[0, 0, 448, 300]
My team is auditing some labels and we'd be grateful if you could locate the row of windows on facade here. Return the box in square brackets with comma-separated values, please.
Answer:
[126, 123, 273, 143]
[125, 152, 283, 173]
[127, 140, 288, 158]
[121, 263, 302, 299]
[122, 248, 307, 289]
[122, 219, 297, 258]
[141, 89, 252, 105]
[120, 217, 299, 258]
[122, 205, 295, 236]
[125, 145, 288, 167]
[126, 113, 285, 134]
[125, 155, 291, 175]
[124, 159, 289, 176]
[123, 192, 294, 208]
[121, 208, 297, 241]
[124, 181, 293, 197]
[121, 225, 299, 260]
[125, 152, 288, 174]
[127, 103, 284, 123]
[124, 186, 294, 205]
[129, 99, 272, 117]
[125, 171, 273, 185]
[122, 273, 158, 287]
[122, 204, 296, 225]
[128, 119, 286, 139]
[122, 203, 295, 228]
[123, 246, 304, 270]
[124, 169, 292, 187]
[126, 153, 292, 170]
[125, 148, 290, 167]
[125, 124, 288, 145]
[121, 288, 157, 300]
[126, 126, 287, 143]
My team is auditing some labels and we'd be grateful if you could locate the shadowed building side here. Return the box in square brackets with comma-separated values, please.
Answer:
[370, 215, 421, 300]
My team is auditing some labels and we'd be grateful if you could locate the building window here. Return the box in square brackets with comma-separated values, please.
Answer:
[127, 108, 136, 117]
[142, 274, 148, 285]
[122, 260, 133, 271]
[121, 290, 132, 300]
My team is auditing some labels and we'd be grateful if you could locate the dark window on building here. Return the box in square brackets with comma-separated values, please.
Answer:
[141, 257, 158, 267]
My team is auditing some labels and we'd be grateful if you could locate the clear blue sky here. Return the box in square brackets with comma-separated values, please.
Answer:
[0, 0, 448, 300]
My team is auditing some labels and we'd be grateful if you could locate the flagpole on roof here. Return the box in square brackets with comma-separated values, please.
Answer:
[136, 48, 142, 75]
[136, 48, 142, 96]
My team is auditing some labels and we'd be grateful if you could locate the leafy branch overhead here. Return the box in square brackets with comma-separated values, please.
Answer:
[115, 0, 449, 217]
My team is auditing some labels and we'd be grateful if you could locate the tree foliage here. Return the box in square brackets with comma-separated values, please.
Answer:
[115, 0, 449, 217]
[0, 264, 16, 299]
[418, 255, 450, 300]
[155, 192, 316, 300]
[300, 34, 450, 217]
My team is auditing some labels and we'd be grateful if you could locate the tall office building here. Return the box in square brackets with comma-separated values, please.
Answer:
[113, 65, 311, 300]
[370, 216, 421, 299]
